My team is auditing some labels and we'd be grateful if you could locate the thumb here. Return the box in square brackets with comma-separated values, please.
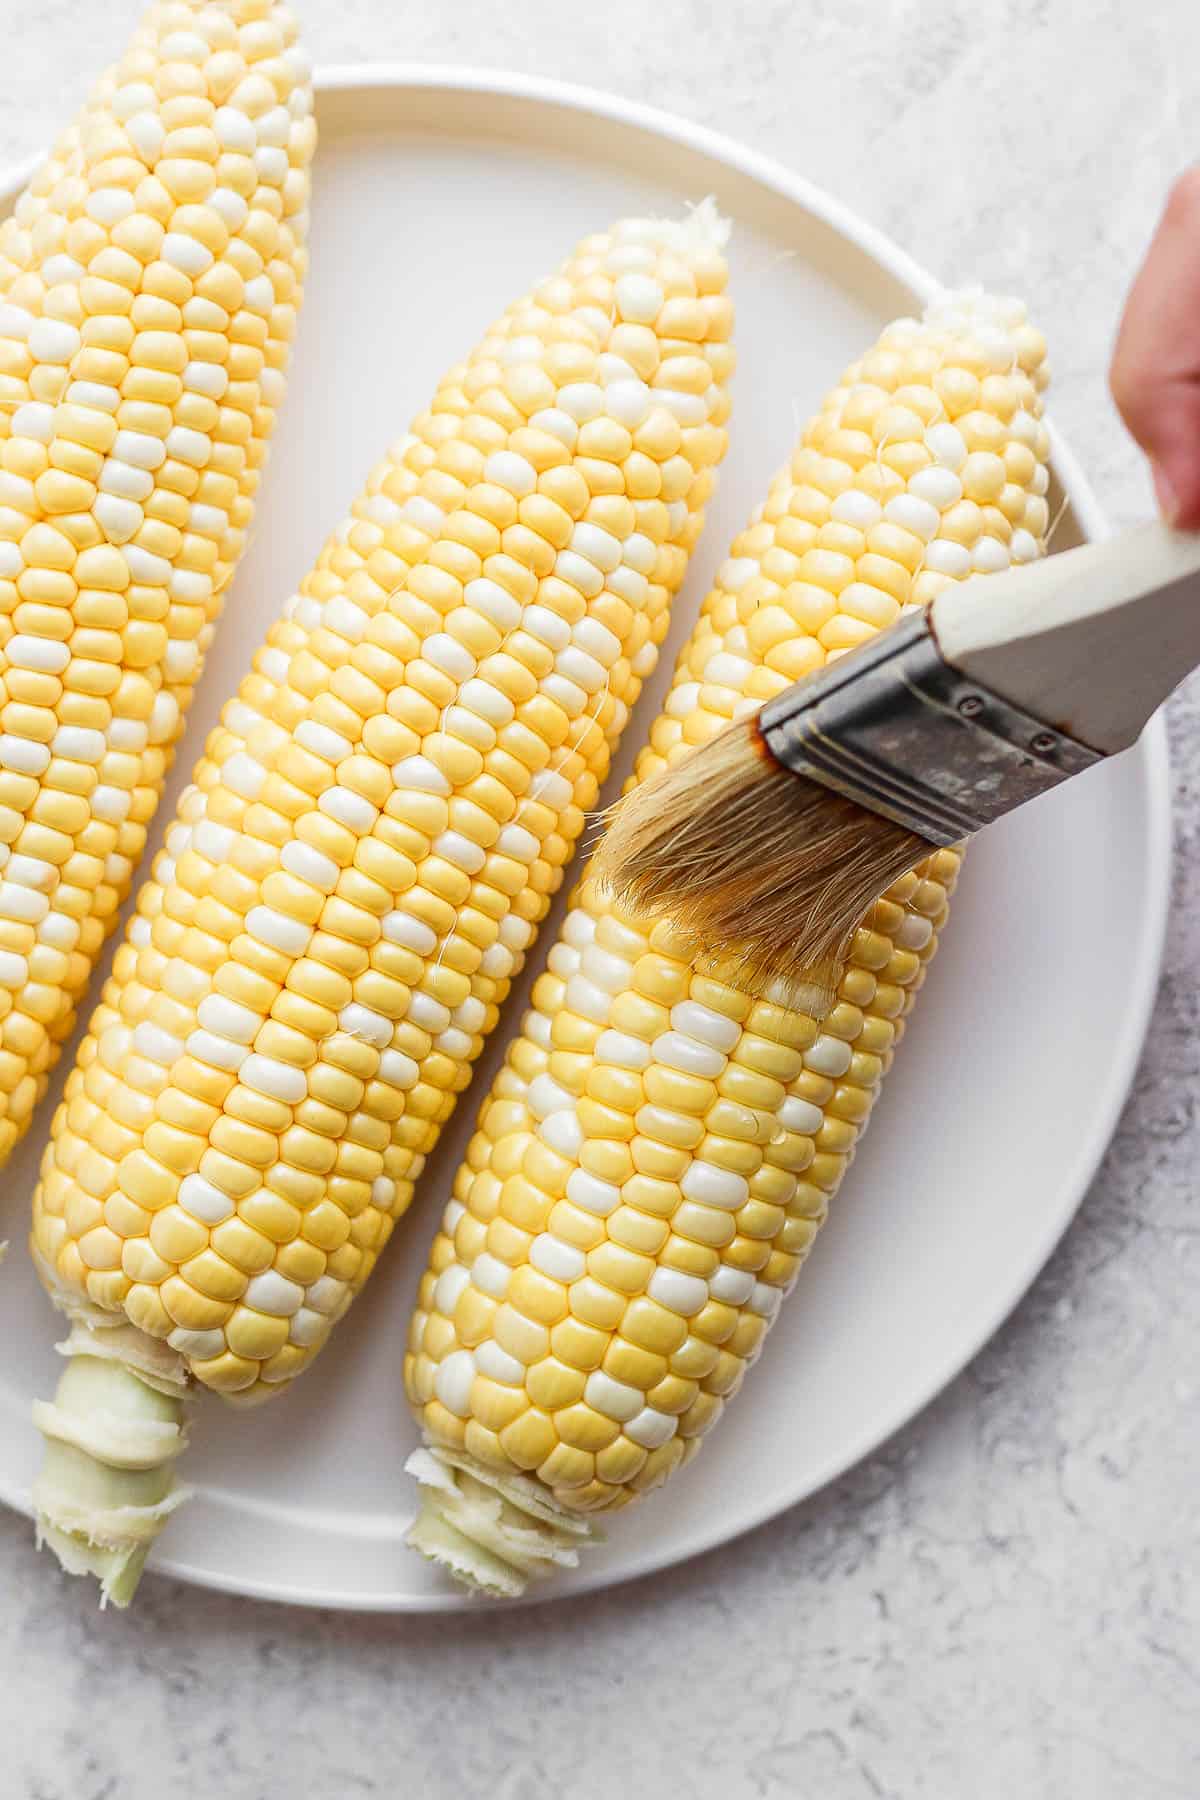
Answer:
[1111, 167, 1200, 529]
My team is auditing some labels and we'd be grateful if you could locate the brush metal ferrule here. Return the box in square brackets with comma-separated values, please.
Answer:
[758, 609, 1103, 846]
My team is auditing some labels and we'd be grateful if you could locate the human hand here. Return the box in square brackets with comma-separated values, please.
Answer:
[1111, 169, 1200, 529]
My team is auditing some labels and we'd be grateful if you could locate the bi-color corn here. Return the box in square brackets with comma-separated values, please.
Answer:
[404, 292, 1052, 1595]
[30, 206, 733, 1602]
[0, 0, 313, 1165]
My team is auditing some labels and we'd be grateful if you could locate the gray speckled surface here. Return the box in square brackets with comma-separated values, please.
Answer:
[1, 4, 1198, 1796]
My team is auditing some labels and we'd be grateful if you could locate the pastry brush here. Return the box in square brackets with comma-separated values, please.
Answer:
[594, 519, 1198, 987]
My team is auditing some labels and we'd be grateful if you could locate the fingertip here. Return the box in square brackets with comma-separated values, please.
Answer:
[1152, 461, 1181, 524]
[1153, 456, 1200, 531]
[1109, 341, 1144, 445]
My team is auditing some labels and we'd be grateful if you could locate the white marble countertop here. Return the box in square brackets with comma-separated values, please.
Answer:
[2, 3, 1198, 1795]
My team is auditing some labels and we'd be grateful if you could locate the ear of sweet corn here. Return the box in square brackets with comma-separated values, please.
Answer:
[0, 1, 314, 1167]
[404, 292, 1052, 1596]
[30, 206, 733, 1602]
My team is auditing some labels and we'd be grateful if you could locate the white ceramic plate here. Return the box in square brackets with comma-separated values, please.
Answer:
[0, 69, 1170, 1611]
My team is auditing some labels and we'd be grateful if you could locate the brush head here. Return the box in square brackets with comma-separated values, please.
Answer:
[592, 714, 938, 996]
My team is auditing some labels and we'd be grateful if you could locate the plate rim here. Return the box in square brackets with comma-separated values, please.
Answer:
[0, 62, 1171, 1612]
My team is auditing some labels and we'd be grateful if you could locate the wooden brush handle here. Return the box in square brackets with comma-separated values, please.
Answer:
[931, 520, 1200, 754]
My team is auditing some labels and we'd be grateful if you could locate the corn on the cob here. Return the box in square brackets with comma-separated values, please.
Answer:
[30, 206, 734, 1602]
[0, 1, 313, 1169]
[403, 291, 1052, 1595]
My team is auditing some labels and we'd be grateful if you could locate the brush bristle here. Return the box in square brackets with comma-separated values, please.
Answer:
[593, 717, 936, 997]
